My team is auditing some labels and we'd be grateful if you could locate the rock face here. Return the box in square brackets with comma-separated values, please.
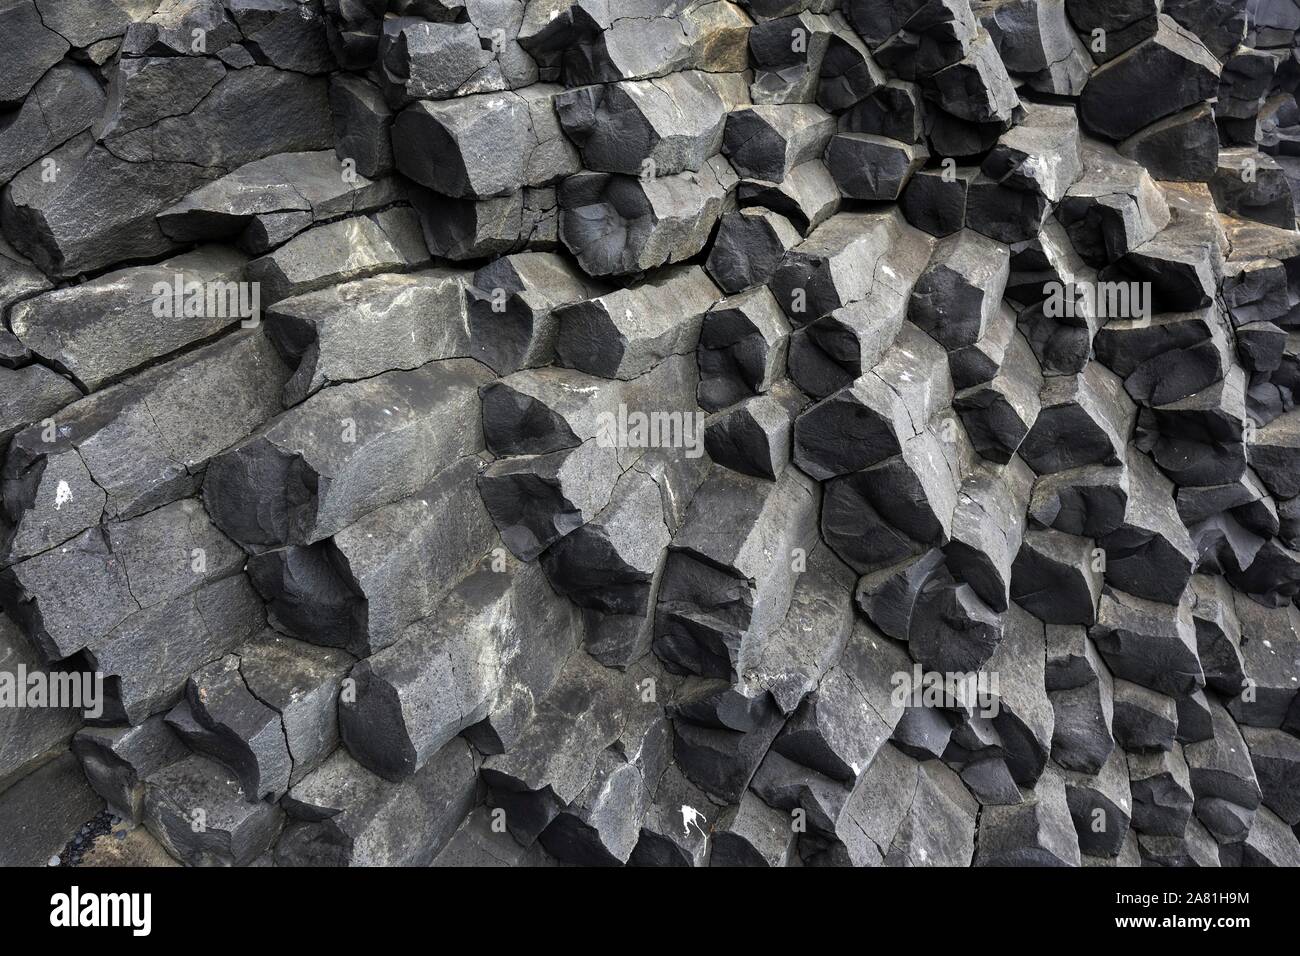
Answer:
[0, 0, 1296, 876]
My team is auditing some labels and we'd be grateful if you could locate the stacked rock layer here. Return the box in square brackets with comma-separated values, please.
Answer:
[2, 0, 1300, 868]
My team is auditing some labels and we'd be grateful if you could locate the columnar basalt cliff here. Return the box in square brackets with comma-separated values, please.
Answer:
[2, 0, 1300, 869]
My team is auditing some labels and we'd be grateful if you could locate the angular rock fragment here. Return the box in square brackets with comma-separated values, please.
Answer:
[1058, 143, 1171, 267]
[711, 790, 796, 866]
[746, 11, 834, 105]
[899, 165, 978, 238]
[330, 75, 395, 179]
[945, 456, 1034, 612]
[1049, 655, 1116, 774]
[1018, 363, 1135, 474]
[266, 269, 474, 406]
[481, 654, 649, 841]
[555, 71, 728, 177]
[705, 209, 802, 296]
[144, 754, 284, 867]
[1063, 746, 1132, 858]
[975, 0, 1091, 95]
[655, 464, 819, 678]
[704, 381, 806, 480]
[1102, 183, 1226, 313]
[818, 25, 886, 110]
[1219, 805, 1300, 866]
[156, 151, 403, 249]
[820, 427, 965, 574]
[771, 210, 919, 321]
[954, 330, 1043, 463]
[165, 655, 293, 803]
[2, 332, 288, 563]
[411, 186, 559, 261]
[975, 767, 1082, 866]
[672, 694, 787, 804]
[247, 208, 432, 305]
[749, 750, 851, 848]
[825, 134, 927, 200]
[340, 554, 579, 779]
[467, 252, 604, 376]
[923, 31, 1021, 128]
[1129, 745, 1195, 836]
[1118, 105, 1219, 182]
[772, 621, 910, 781]
[1185, 699, 1263, 841]
[740, 542, 856, 717]
[393, 87, 578, 198]
[0, 366, 81, 447]
[277, 742, 477, 866]
[793, 324, 952, 479]
[1098, 450, 1198, 605]
[907, 568, 1005, 674]
[737, 159, 842, 234]
[967, 105, 1083, 243]
[1045, 623, 1107, 691]
[697, 287, 792, 411]
[236, 634, 351, 785]
[249, 457, 496, 656]
[1090, 588, 1204, 697]
[1211, 149, 1298, 229]
[10, 247, 251, 392]
[205, 359, 490, 551]
[910, 230, 1011, 353]
[554, 266, 720, 379]
[536, 671, 670, 865]
[557, 157, 736, 276]
[787, 222, 933, 399]
[1111, 679, 1178, 753]
[1079, 16, 1221, 141]
[0, 63, 105, 185]
[3, 133, 217, 278]
[0, 1, 68, 105]
[1177, 689, 1215, 745]
[1224, 596, 1300, 728]
[433, 807, 559, 868]
[629, 763, 715, 867]
[1093, 308, 1231, 408]
[723, 104, 836, 183]
[1029, 463, 1129, 540]
[72, 716, 188, 825]
[1011, 528, 1102, 626]
[542, 466, 672, 614]
[479, 439, 622, 561]
[103, 65, 332, 172]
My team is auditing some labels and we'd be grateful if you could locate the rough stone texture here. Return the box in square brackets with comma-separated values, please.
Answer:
[0, 0, 1294, 876]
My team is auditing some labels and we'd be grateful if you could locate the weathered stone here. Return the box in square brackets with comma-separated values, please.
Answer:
[1090, 588, 1204, 697]
[205, 359, 490, 551]
[554, 265, 720, 379]
[2, 332, 289, 564]
[974, 767, 1082, 866]
[340, 554, 580, 779]
[1079, 16, 1221, 141]
[265, 269, 473, 406]
[557, 157, 736, 277]
[655, 464, 820, 679]
[276, 742, 476, 866]
[144, 754, 284, 866]
[249, 457, 496, 657]
[11, 247, 251, 392]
